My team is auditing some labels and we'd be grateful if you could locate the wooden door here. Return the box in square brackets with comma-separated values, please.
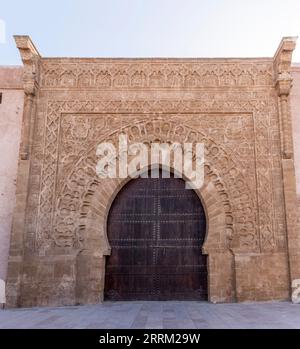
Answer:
[104, 170, 207, 301]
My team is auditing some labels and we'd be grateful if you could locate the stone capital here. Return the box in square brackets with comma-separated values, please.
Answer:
[276, 77, 293, 97]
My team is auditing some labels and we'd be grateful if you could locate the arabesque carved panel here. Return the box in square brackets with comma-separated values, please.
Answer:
[40, 60, 274, 89]
[24, 93, 284, 256]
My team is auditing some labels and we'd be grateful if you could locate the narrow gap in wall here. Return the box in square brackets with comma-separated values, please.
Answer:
[0, 93, 2, 104]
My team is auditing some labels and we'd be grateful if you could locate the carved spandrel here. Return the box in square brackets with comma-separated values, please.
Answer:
[50, 115, 258, 252]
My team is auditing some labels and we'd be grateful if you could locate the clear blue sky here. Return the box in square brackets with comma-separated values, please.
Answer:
[1, 0, 300, 65]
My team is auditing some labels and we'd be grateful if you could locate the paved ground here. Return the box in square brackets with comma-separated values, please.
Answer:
[0, 301, 300, 329]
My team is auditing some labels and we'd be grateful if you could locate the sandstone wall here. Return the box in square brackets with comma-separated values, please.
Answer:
[0, 66, 23, 280]
[1, 37, 300, 307]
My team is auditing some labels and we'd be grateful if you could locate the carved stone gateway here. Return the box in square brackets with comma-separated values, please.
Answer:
[6, 36, 300, 307]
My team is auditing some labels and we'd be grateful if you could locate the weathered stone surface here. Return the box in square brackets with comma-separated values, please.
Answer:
[0, 66, 23, 281]
[1, 36, 300, 307]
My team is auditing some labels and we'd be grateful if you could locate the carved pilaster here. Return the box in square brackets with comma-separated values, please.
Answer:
[14, 35, 40, 160]
[5, 37, 41, 307]
[274, 37, 297, 159]
[274, 37, 300, 303]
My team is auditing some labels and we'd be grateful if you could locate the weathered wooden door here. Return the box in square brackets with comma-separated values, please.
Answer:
[104, 170, 207, 301]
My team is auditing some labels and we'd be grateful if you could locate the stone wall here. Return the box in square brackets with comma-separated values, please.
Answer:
[0, 66, 23, 280]
[4, 36, 299, 307]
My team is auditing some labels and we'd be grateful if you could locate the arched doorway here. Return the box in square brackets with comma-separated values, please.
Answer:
[104, 170, 208, 301]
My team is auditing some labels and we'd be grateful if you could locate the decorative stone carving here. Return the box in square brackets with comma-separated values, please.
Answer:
[40, 61, 274, 89]
[6, 37, 299, 307]
[32, 94, 282, 257]
[52, 117, 256, 252]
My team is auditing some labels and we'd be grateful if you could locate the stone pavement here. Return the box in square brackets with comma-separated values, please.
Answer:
[0, 301, 299, 329]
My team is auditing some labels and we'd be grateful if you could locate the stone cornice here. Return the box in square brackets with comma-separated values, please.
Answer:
[14, 35, 41, 95]
[274, 37, 298, 96]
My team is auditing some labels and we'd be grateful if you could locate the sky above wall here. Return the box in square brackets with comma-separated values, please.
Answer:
[1, 0, 300, 65]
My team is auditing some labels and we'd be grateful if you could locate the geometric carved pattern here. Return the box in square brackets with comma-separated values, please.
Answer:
[40, 61, 274, 89]
[31, 95, 282, 255]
